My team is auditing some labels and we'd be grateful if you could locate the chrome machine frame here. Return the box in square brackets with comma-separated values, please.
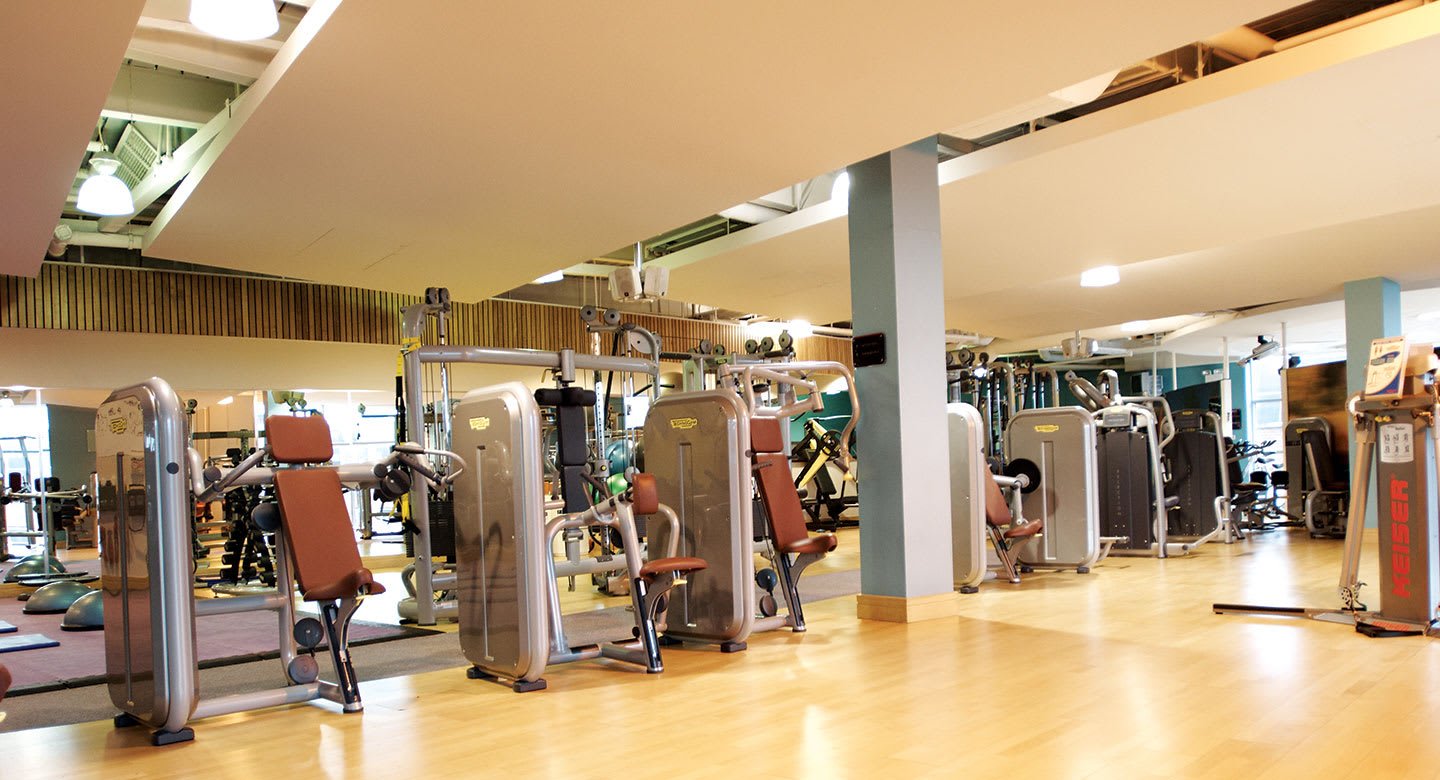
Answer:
[452, 382, 685, 690]
[399, 294, 661, 624]
[99, 378, 416, 745]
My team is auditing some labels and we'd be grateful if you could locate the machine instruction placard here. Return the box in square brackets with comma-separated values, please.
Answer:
[1380, 423, 1414, 463]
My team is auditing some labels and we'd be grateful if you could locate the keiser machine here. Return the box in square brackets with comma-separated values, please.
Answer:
[1215, 337, 1440, 636]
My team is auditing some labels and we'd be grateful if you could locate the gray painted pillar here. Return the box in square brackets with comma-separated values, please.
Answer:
[1344, 276, 1401, 527]
[846, 137, 956, 621]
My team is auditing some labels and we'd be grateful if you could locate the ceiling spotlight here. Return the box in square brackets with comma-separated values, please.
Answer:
[532, 271, 565, 284]
[190, 0, 280, 41]
[76, 155, 134, 216]
[787, 319, 814, 339]
[1080, 265, 1120, 288]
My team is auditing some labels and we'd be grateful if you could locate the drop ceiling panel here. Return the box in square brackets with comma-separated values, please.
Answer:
[667, 15, 1440, 339]
[0, 1, 145, 276]
[143, 1, 1289, 300]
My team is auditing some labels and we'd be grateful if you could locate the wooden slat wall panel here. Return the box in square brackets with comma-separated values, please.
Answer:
[0, 264, 851, 367]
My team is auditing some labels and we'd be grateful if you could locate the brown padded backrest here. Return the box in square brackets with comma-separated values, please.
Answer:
[630, 472, 659, 516]
[266, 415, 334, 464]
[750, 416, 786, 454]
[273, 467, 369, 600]
[984, 473, 1014, 526]
[0, 662, 10, 703]
[754, 451, 810, 551]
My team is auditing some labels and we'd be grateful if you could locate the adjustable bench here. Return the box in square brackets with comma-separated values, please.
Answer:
[267, 415, 386, 711]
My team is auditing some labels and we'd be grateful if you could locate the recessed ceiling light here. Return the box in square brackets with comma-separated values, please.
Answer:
[1080, 265, 1119, 288]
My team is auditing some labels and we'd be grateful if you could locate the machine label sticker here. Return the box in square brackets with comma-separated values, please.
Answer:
[669, 417, 699, 430]
[1380, 423, 1414, 464]
[1033, 424, 1060, 433]
[109, 417, 128, 434]
[468, 417, 490, 431]
[1390, 476, 1412, 598]
[400, 337, 422, 355]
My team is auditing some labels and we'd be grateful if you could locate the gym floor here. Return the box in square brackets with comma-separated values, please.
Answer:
[4, 527, 1438, 779]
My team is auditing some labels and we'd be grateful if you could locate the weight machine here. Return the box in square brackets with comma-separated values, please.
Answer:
[1216, 338, 1440, 636]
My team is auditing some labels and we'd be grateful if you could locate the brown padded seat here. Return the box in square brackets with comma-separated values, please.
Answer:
[0, 662, 10, 703]
[272, 461, 385, 602]
[639, 556, 708, 579]
[751, 417, 836, 557]
[984, 473, 1043, 538]
[266, 415, 335, 464]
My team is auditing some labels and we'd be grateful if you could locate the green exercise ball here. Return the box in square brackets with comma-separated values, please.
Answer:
[606, 473, 629, 496]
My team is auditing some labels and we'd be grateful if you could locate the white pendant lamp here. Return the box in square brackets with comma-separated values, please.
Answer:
[189, 0, 280, 42]
[76, 155, 135, 216]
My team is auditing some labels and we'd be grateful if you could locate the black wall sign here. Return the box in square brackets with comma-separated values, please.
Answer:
[853, 332, 886, 368]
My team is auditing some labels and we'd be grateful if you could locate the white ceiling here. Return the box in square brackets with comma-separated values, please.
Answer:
[138, 0, 1291, 301]
[0, 1, 144, 276]
[663, 4, 1440, 341]
[1163, 285, 1440, 359]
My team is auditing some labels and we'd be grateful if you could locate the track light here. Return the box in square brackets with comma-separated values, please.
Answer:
[76, 155, 134, 216]
[190, 0, 280, 42]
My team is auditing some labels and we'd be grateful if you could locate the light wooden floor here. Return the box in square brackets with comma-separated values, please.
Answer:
[5, 527, 1440, 780]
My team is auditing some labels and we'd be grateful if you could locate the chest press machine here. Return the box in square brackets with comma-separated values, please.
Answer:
[452, 382, 705, 691]
[99, 378, 443, 745]
[642, 361, 856, 651]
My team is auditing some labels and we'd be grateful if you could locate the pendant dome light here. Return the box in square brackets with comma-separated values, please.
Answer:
[76, 154, 135, 216]
[189, 0, 280, 42]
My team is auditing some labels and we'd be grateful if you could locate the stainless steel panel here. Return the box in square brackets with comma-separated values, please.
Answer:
[97, 378, 197, 733]
[643, 390, 753, 643]
[947, 403, 986, 589]
[453, 383, 548, 681]
[1007, 407, 1100, 569]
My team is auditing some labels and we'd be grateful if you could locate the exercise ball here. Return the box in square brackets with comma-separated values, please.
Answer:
[606, 473, 629, 496]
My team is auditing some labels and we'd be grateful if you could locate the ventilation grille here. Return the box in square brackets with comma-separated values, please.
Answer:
[113, 124, 159, 189]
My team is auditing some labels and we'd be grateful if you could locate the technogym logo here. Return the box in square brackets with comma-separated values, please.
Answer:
[468, 417, 490, 431]
[669, 417, 699, 430]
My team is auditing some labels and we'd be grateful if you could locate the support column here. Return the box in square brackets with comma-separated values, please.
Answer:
[847, 137, 958, 623]
[1344, 277, 1401, 527]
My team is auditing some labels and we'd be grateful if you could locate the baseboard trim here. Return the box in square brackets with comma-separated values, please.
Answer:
[856, 591, 960, 623]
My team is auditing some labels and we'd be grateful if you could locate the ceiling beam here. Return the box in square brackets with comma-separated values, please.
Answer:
[97, 105, 230, 233]
[144, 0, 343, 251]
[102, 61, 236, 128]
